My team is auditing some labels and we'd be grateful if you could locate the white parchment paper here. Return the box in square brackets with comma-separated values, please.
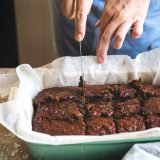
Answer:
[0, 48, 160, 145]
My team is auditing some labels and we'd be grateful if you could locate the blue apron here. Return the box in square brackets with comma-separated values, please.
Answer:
[52, 0, 160, 58]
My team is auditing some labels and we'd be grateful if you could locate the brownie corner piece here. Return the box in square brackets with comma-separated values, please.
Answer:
[114, 98, 140, 118]
[85, 101, 113, 117]
[86, 117, 116, 135]
[145, 114, 160, 129]
[35, 86, 82, 103]
[143, 97, 160, 115]
[33, 118, 85, 135]
[116, 115, 145, 133]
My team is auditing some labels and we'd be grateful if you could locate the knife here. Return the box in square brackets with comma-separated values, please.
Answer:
[78, 41, 86, 102]
[74, 13, 85, 101]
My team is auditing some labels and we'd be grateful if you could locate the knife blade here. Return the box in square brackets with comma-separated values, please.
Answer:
[78, 41, 86, 103]
[74, 16, 85, 101]
[79, 41, 84, 84]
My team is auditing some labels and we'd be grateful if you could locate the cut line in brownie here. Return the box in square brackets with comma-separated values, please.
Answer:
[33, 86, 83, 104]
[111, 84, 136, 99]
[33, 118, 85, 135]
[138, 83, 160, 98]
[85, 101, 113, 118]
[114, 98, 141, 118]
[85, 85, 113, 102]
[116, 115, 145, 133]
[145, 114, 160, 129]
[34, 101, 83, 122]
[143, 97, 160, 115]
[86, 117, 116, 135]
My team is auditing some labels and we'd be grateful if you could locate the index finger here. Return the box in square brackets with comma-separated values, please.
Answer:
[96, 16, 121, 63]
[75, 0, 93, 41]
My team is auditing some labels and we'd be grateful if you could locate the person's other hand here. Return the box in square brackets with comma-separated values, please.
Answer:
[58, 0, 93, 41]
[96, 0, 150, 64]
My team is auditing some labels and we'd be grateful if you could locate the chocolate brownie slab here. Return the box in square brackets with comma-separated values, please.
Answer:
[33, 81, 160, 136]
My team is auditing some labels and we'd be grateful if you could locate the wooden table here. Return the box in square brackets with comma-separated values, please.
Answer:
[0, 69, 31, 160]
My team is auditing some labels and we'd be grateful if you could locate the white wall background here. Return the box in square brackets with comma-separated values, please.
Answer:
[14, 0, 57, 67]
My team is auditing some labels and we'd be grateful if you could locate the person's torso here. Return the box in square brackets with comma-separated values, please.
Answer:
[53, 0, 160, 58]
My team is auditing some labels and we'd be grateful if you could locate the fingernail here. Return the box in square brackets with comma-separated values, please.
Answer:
[76, 33, 82, 41]
[97, 55, 104, 64]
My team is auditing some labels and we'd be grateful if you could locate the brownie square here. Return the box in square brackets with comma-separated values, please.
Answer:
[117, 115, 145, 133]
[146, 115, 160, 128]
[34, 101, 83, 121]
[143, 97, 160, 115]
[34, 86, 82, 104]
[114, 98, 140, 118]
[86, 117, 116, 135]
[85, 85, 113, 101]
[33, 118, 85, 135]
[138, 83, 160, 98]
[85, 101, 113, 117]
[112, 84, 136, 99]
